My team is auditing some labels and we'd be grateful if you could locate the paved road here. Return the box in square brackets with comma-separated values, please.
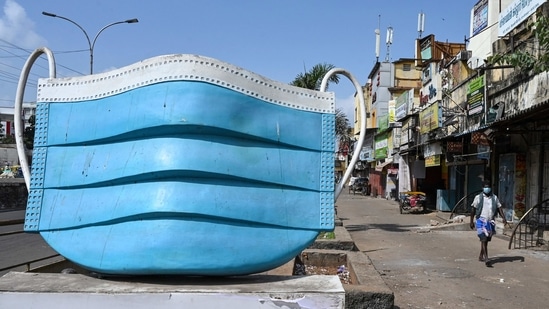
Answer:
[336, 190, 549, 309]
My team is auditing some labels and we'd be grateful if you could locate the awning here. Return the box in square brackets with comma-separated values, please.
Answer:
[451, 123, 490, 137]
[375, 158, 393, 172]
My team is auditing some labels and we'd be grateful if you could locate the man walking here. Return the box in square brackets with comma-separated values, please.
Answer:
[469, 180, 508, 266]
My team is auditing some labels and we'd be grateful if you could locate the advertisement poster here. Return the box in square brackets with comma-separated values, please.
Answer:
[473, 0, 489, 35]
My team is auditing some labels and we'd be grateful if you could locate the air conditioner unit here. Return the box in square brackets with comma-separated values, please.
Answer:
[456, 50, 471, 61]
[492, 39, 508, 54]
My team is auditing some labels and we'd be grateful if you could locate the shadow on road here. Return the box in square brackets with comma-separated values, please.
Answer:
[345, 223, 418, 233]
[486, 255, 525, 267]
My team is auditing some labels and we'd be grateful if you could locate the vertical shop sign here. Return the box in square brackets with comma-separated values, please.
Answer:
[467, 75, 484, 116]
[374, 132, 388, 159]
[395, 89, 413, 121]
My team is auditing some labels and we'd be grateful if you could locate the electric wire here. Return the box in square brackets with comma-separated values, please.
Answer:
[0, 38, 87, 106]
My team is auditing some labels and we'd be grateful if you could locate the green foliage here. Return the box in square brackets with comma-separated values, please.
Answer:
[335, 108, 351, 143]
[290, 63, 340, 91]
[318, 231, 335, 239]
[1, 134, 15, 144]
[489, 13, 549, 73]
[535, 13, 549, 73]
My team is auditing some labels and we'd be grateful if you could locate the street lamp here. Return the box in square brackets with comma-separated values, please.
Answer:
[42, 11, 138, 74]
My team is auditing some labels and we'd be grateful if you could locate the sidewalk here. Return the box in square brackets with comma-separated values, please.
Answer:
[335, 190, 549, 308]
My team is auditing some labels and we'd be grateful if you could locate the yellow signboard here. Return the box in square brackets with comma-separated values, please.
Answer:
[425, 155, 441, 167]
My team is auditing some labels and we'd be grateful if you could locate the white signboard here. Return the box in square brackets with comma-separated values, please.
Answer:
[395, 89, 414, 121]
[423, 142, 442, 157]
[499, 0, 546, 37]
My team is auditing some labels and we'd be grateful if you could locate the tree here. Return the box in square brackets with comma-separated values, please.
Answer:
[489, 12, 549, 73]
[290, 63, 340, 91]
[335, 108, 352, 147]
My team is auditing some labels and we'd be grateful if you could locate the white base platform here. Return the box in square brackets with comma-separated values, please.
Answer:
[0, 272, 344, 308]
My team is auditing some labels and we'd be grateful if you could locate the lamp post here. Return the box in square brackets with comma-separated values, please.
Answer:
[42, 11, 138, 74]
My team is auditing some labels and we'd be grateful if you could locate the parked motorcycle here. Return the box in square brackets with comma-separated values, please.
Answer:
[398, 191, 427, 214]
[349, 177, 369, 195]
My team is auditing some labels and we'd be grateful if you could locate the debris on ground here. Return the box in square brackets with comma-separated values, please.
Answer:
[303, 264, 352, 284]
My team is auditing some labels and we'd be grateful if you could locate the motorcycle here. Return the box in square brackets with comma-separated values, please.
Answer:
[398, 191, 427, 214]
[349, 177, 369, 195]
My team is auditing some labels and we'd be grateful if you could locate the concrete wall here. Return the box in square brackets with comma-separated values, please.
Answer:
[0, 179, 27, 210]
[0, 145, 19, 166]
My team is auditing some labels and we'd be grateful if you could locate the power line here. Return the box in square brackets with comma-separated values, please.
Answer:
[0, 38, 90, 105]
[0, 38, 87, 76]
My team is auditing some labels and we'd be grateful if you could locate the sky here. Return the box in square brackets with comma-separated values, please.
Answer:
[0, 0, 477, 121]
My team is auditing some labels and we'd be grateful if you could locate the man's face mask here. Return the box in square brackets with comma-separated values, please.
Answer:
[483, 187, 491, 194]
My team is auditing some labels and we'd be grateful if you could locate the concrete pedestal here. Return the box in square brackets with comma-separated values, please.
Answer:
[0, 272, 344, 308]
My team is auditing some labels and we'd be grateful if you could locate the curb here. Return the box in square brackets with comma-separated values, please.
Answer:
[305, 223, 394, 308]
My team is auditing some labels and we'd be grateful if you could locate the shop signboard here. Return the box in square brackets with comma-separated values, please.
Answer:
[374, 132, 388, 159]
[425, 155, 441, 167]
[419, 102, 442, 134]
[378, 114, 389, 132]
[467, 75, 484, 116]
[423, 142, 442, 157]
[499, 0, 546, 37]
[395, 89, 414, 121]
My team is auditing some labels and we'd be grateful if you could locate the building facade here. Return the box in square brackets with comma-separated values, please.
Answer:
[353, 0, 549, 219]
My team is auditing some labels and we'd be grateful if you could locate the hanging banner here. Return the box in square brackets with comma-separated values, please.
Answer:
[374, 132, 388, 159]
[398, 155, 411, 192]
